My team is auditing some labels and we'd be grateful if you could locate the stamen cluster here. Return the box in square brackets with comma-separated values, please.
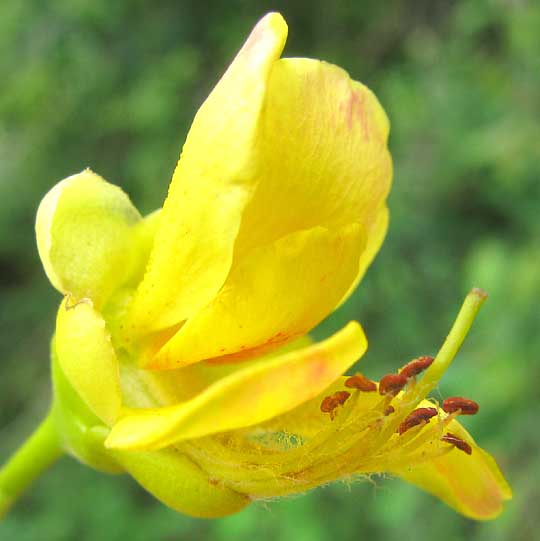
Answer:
[320, 355, 479, 457]
[180, 353, 480, 500]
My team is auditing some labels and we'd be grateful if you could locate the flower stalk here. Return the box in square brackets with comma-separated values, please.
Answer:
[0, 413, 63, 518]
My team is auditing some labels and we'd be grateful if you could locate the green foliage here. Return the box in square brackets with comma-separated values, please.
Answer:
[1, 0, 538, 539]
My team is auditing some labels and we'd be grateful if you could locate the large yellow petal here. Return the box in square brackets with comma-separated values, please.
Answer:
[233, 57, 392, 259]
[35, 169, 141, 308]
[391, 420, 512, 520]
[128, 15, 391, 337]
[148, 223, 363, 369]
[143, 53, 392, 366]
[105, 321, 367, 450]
[127, 13, 288, 334]
[55, 297, 122, 426]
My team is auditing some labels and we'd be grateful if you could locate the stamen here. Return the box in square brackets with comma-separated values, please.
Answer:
[320, 391, 350, 420]
[398, 407, 438, 435]
[379, 373, 408, 396]
[441, 432, 472, 455]
[345, 374, 377, 392]
[442, 397, 479, 415]
[399, 356, 434, 379]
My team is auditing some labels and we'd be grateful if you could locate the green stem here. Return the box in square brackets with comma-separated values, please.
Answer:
[0, 412, 63, 519]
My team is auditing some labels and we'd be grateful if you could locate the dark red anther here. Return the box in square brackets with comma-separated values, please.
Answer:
[379, 373, 408, 396]
[320, 396, 335, 414]
[332, 391, 351, 406]
[398, 407, 438, 435]
[442, 397, 479, 415]
[441, 432, 472, 455]
[399, 356, 434, 379]
[320, 391, 351, 419]
[384, 405, 395, 416]
[345, 374, 377, 392]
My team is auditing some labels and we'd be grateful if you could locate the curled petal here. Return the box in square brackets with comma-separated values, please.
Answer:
[128, 15, 391, 338]
[55, 298, 122, 426]
[391, 421, 512, 520]
[105, 322, 367, 450]
[35, 169, 141, 307]
[128, 13, 288, 333]
[149, 223, 363, 368]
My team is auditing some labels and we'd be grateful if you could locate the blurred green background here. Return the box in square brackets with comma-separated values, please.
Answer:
[1, 0, 538, 539]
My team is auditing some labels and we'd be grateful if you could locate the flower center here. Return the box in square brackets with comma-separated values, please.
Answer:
[176, 289, 487, 499]
[317, 357, 480, 466]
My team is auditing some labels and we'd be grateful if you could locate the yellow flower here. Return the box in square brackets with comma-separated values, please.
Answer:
[32, 12, 510, 520]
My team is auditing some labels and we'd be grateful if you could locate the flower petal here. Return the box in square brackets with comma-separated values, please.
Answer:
[128, 16, 392, 337]
[105, 321, 367, 450]
[35, 169, 141, 307]
[118, 335, 314, 410]
[391, 421, 512, 520]
[339, 205, 389, 306]
[130, 209, 162, 285]
[233, 57, 392, 260]
[55, 297, 122, 426]
[128, 13, 288, 334]
[111, 448, 250, 518]
[148, 223, 363, 369]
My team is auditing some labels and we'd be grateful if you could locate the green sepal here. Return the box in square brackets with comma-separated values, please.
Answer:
[35, 169, 142, 309]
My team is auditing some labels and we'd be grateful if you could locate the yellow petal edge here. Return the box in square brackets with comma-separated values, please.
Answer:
[105, 321, 367, 450]
[128, 13, 288, 333]
[55, 297, 122, 426]
[149, 223, 364, 369]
